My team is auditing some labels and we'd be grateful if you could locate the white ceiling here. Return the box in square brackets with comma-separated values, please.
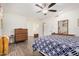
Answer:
[2, 3, 79, 20]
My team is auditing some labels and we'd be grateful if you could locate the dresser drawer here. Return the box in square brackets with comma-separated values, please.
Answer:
[16, 36, 27, 39]
[15, 30, 27, 34]
[15, 34, 27, 37]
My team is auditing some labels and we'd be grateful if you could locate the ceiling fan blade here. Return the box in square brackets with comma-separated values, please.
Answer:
[35, 4, 43, 9]
[44, 13, 47, 15]
[36, 10, 41, 13]
[48, 3, 56, 8]
[48, 10, 57, 12]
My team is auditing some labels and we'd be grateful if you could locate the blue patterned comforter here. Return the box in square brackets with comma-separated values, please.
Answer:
[32, 35, 79, 56]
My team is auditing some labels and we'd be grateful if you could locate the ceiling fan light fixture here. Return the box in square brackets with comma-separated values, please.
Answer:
[42, 9, 48, 14]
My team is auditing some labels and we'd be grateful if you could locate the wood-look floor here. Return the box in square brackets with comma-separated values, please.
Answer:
[6, 37, 43, 56]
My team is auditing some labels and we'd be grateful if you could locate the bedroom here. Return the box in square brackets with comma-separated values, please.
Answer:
[0, 3, 79, 56]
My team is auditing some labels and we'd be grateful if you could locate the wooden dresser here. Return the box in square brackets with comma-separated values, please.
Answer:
[15, 28, 28, 43]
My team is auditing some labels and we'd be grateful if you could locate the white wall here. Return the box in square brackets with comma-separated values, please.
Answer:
[42, 17, 56, 36]
[3, 12, 42, 37]
[43, 9, 79, 36]
[0, 19, 2, 35]
[0, 6, 3, 36]
[25, 18, 43, 37]
[3, 12, 26, 36]
[56, 10, 79, 36]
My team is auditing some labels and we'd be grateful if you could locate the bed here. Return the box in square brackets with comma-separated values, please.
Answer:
[32, 35, 79, 56]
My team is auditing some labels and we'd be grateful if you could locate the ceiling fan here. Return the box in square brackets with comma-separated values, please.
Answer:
[35, 3, 57, 15]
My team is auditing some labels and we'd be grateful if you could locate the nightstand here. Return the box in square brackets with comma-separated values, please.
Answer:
[34, 34, 39, 38]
